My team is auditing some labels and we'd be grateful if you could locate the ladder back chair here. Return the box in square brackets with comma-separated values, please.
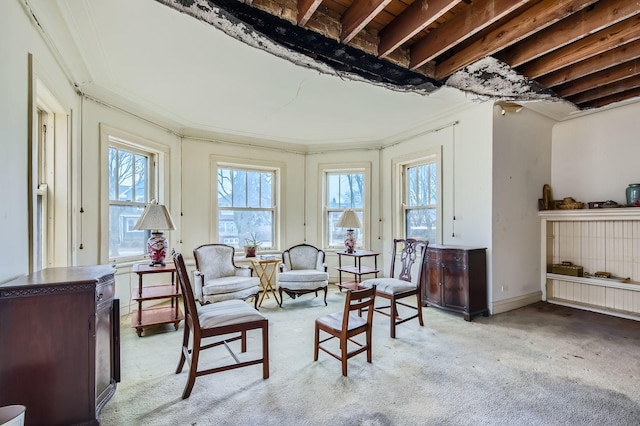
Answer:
[172, 251, 269, 399]
[360, 239, 428, 338]
[314, 286, 376, 376]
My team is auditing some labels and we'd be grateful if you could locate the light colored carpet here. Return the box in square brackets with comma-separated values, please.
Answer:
[100, 286, 640, 425]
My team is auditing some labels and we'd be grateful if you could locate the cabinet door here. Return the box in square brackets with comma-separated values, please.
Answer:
[442, 263, 468, 311]
[95, 282, 119, 410]
[424, 259, 442, 305]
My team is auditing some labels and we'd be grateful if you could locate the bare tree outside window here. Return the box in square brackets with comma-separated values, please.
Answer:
[217, 166, 276, 250]
[404, 162, 437, 242]
[326, 172, 364, 248]
[108, 145, 151, 259]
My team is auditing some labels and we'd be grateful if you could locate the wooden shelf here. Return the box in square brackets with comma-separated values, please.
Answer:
[336, 251, 380, 290]
[338, 265, 379, 275]
[546, 273, 640, 291]
[131, 306, 184, 328]
[131, 262, 182, 336]
[131, 284, 181, 301]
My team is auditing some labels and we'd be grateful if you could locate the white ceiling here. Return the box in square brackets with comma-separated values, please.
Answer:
[27, 0, 577, 150]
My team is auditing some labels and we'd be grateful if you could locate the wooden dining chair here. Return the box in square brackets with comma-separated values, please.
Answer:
[172, 250, 269, 399]
[360, 239, 428, 338]
[314, 286, 376, 376]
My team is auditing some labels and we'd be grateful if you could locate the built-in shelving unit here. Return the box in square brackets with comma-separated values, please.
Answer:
[540, 209, 640, 321]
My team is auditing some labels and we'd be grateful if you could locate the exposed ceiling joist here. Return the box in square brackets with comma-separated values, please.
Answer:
[158, 0, 640, 111]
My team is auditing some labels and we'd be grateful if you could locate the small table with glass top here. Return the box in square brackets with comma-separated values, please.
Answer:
[336, 250, 380, 290]
[250, 257, 281, 306]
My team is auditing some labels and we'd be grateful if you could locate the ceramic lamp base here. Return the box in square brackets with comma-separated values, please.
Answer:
[344, 229, 356, 253]
[147, 231, 168, 266]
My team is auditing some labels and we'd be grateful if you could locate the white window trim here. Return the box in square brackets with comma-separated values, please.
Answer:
[393, 147, 442, 244]
[318, 162, 371, 251]
[100, 124, 170, 264]
[210, 155, 285, 253]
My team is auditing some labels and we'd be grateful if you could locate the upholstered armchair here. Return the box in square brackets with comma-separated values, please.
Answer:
[278, 244, 329, 306]
[193, 244, 260, 308]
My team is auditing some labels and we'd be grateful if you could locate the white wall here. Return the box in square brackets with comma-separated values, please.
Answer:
[180, 138, 305, 259]
[492, 105, 554, 313]
[376, 103, 494, 277]
[552, 101, 640, 203]
[0, 0, 78, 283]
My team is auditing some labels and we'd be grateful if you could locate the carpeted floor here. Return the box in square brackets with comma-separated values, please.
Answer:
[100, 286, 640, 426]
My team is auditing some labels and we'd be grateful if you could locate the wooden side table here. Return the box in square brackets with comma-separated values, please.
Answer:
[250, 258, 281, 307]
[131, 263, 184, 337]
[336, 250, 380, 290]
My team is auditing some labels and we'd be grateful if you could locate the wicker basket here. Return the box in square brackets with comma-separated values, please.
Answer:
[558, 202, 584, 210]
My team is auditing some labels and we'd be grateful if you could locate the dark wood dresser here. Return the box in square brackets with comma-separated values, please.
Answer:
[0, 265, 120, 425]
[422, 245, 488, 321]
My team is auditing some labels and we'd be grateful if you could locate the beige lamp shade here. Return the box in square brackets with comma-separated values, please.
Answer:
[134, 201, 176, 266]
[336, 210, 361, 253]
[336, 209, 361, 230]
[134, 200, 176, 231]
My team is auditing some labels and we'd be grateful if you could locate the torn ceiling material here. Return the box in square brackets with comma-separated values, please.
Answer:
[156, 0, 640, 111]
[155, 0, 440, 93]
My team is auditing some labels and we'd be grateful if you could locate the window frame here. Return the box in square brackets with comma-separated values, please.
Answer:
[212, 157, 283, 254]
[320, 163, 371, 251]
[100, 125, 169, 264]
[394, 148, 442, 244]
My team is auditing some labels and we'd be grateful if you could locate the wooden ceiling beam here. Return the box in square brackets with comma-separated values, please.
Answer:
[378, 0, 460, 58]
[568, 74, 640, 105]
[409, 0, 531, 70]
[433, 0, 600, 80]
[519, 16, 640, 79]
[537, 39, 640, 87]
[497, 0, 640, 68]
[340, 0, 392, 43]
[579, 86, 640, 109]
[555, 59, 640, 97]
[297, 0, 323, 26]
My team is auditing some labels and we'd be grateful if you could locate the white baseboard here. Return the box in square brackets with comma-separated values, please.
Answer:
[491, 291, 542, 315]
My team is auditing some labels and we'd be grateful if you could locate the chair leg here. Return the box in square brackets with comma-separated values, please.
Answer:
[175, 322, 190, 374]
[278, 288, 284, 307]
[390, 295, 397, 338]
[416, 293, 424, 326]
[313, 326, 320, 361]
[323, 286, 328, 306]
[262, 321, 270, 379]
[341, 337, 348, 376]
[182, 336, 201, 399]
[366, 327, 372, 363]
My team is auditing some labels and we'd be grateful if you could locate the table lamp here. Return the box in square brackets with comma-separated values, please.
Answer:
[134, 200, 176, 266]
[336, 209, 361, 253]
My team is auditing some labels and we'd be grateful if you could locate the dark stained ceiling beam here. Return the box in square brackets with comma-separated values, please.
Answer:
[537, 39, 640, 87]
[496, 0, 640, 68]
[433, 0, 600, 80]
[579, 86, 640, 109]
[298, 0, 323, 26]
[568, 74, 640, 105]
[341, 0, 392, 43]
[410, 0, 532, 70]
[518, 16, 640, 79]
[378, 0, 461, 58]
[555, 59, 640, 97]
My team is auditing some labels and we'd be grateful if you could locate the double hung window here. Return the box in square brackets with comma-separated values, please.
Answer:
[325, 170, 366, 249]
[401, 154, 440, 243]
[216, 165, 276, 251]
[107, 143, 154, 260]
